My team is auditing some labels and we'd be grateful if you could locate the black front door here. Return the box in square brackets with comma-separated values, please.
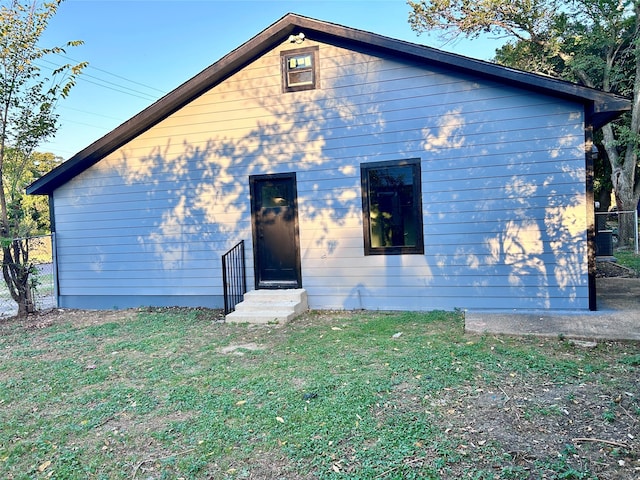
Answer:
[250, 173, 302, 289]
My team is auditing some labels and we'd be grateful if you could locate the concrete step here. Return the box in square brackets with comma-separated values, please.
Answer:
[241, 289, 307, 303]
[225, 289, 308, 324]
[225, 310, 301, 324]
[234, 301, 302, 313]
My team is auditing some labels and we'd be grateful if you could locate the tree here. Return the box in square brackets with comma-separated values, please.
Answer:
[0, 0, 85, 316]
[408, 0, 639, 246]
[4, 149, 61, 234]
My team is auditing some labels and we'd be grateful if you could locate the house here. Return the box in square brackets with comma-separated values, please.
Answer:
[27, 13, 630, 313]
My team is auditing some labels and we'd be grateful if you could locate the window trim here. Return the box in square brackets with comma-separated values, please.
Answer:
[281, 46, 319, 93]
[360, 158, 424, 256]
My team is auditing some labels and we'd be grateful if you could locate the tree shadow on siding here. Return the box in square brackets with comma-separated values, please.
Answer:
[98, 59, 395, 300]
[77, 51, 590, 311]
[420, 100, 589, 310]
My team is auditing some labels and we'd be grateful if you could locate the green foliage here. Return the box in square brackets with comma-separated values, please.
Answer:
[408, 0, 640, 247]
[3, 149, 61, 235]
[408, 0, 563, 42]
[0, 1, 87, 153]
[537, 445, 595, 479]
[0, 0, 85, 316]
[615, 251, 640, 274]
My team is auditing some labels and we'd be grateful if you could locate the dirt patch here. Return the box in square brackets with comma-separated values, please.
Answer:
[597, 260, 639, 278]
[19, 307, 139, 328]
[431, 377, 639, 479]
[217, 343, 264, 355]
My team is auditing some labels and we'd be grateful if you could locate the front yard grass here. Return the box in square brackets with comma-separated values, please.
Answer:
[616, 250, 640, 274]
[0, 308, 638, 479]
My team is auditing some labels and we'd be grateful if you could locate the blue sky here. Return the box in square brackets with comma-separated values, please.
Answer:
[39, 0, 506, 159]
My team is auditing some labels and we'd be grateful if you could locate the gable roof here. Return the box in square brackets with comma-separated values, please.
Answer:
[27, 13, 630, 195]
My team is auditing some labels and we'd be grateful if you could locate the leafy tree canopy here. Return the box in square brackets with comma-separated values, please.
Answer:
[0, 0, 85, 315]
[408, 0, 640, 245]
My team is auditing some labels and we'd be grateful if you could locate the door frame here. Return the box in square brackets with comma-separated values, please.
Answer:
[249, 172, 302, 290]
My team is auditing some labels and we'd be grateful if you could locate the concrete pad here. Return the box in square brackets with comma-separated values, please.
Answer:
[465, 278, 640, 341]
[465, 310, 640, 341]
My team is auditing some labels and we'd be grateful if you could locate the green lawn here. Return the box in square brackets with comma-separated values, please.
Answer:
[0, 309, 638, 479]
[616, 250, 640, 274]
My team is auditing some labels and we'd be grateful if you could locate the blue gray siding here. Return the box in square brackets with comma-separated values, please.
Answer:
[52, 39, 589, 311]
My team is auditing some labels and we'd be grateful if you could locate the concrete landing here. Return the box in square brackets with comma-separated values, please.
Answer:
[465, 309, 640, 341]
[465, 277, 640, 341]
[225, 289, 308, 324]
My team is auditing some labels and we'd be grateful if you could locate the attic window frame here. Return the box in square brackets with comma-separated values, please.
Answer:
[281, 46, 319, 93]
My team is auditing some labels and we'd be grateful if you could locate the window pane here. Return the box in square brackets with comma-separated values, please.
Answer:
[361, 160, 423, 255]
[288, 69, 313, 86]
[368, 166, 416, 248]
[288, 54, 312, 70]
[261, 183, 289, 208]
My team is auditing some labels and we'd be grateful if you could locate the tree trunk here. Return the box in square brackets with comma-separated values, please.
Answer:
[2, 238, 35, 317]
[612, 5, 640, 249]
[614, 190, 640, 248]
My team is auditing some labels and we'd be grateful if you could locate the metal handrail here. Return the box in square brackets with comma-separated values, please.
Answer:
[222, 240, 247, 315]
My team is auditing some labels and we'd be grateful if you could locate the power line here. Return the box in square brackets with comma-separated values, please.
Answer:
[38, 58, 160, 101]
[55, 117, 113, 130]
[56, 105, 124, 122]
[54, 52, 167, 95]
[32, 54, 170, 159]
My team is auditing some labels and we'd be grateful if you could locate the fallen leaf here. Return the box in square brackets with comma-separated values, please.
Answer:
[38, 461, 51, 472]
[235, 400, 247, 406]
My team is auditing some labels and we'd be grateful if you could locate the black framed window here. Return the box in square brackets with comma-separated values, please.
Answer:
[361, 159, 424, 255]
[281, 46, 318, 92]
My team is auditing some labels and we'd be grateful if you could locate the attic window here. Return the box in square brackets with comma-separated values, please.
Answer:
[282, 46, 318, 92]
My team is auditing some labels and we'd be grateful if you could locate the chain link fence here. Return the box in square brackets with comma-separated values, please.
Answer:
[0, 234, 55, 318]
[595, 210, 640, 256]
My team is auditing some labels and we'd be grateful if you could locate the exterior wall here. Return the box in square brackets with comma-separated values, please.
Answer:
[52, 38, 589, 311]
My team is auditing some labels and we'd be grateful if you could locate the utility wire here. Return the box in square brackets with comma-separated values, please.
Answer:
[54, 52, 167, 95]
[37, 58, 160, 101]
[56, 105, 125, 122]
[35, 54, 169, 159]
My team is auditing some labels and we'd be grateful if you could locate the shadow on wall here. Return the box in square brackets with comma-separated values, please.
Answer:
[420, 103, 587, 309]
[62, 48, 589, 310]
